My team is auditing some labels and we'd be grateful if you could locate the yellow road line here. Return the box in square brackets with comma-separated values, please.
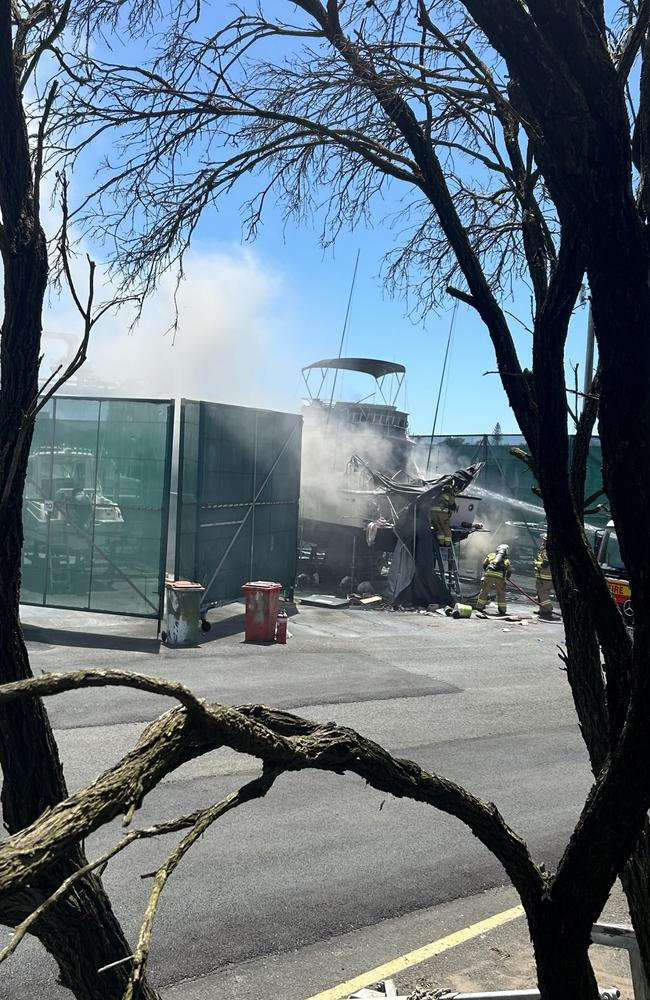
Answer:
[305, 904, 525, 1000]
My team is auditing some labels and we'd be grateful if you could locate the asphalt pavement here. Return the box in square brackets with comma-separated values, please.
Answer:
[1, 599, 601, 1000]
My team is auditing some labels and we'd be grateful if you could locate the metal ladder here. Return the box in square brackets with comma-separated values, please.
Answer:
[446, 540, 462, 599]
[432, 537, 462, 600]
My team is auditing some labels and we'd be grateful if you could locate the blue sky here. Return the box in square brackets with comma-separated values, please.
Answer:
[41, 10, 596, 437]
[157, 195, 594, 436]
[45, 188, 594, 437]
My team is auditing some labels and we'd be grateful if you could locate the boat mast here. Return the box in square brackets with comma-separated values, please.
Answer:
[326, 249, 361, 425]
[426, 299, 458, 475]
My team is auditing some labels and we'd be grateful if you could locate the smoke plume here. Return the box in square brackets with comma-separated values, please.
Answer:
[42, 248, 299, 411]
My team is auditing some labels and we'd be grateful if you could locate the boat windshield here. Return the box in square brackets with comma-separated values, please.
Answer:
[601, 531, 625, 572]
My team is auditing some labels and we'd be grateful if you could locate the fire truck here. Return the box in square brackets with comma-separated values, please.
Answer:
[597, 520, 633, 624]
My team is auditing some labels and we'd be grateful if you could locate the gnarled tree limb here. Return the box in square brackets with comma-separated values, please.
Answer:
[0, 669, 547, 915]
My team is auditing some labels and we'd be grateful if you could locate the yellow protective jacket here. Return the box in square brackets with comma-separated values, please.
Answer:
[431, 489, 457, 515]
[483, 552, 511, 579]
[534, 546, 552, 581]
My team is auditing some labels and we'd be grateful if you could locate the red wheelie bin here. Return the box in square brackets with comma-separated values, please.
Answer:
[242, 581, 282, 642]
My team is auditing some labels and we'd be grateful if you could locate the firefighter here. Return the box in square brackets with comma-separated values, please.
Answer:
[534, 533, 554, 620]
[430, 487, 456, 547]
[476, 544, 511, 615]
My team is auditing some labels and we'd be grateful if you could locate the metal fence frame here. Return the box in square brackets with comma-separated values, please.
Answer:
[175, 399, 302, 614]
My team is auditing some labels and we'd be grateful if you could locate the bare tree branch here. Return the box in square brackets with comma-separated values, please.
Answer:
[33, 80, 57, 221]
[617, 0, 649, 81]
[0, 670, 547, 912]
[0, 802, 230, 964]
[124, 767, 281, 998]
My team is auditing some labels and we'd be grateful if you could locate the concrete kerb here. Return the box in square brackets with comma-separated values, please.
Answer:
[346, 991, 619, 1000]
[309, 886, 636, 1000]
[339, 922, 643, 1000]
[311, 912, 640, 1000]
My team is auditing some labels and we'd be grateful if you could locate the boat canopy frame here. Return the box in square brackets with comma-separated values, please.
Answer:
[302, 357, 406, 407]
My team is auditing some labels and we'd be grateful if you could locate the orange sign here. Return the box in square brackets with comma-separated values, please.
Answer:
[607, 579, 631, 601]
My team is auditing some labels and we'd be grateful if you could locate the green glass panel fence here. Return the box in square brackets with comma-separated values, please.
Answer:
[21, 396, 174, 617]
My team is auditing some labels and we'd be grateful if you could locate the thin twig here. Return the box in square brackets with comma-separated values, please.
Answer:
[0, 807, 216, 965]
[124, 767, 281, 998]
[33, 80, 58, 222]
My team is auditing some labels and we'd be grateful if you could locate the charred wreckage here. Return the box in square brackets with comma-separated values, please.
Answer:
[298, 357, 483, 608]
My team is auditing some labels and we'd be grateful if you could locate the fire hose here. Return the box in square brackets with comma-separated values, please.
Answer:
[509, 576, 543, 608]
[454, 578, 542, 609]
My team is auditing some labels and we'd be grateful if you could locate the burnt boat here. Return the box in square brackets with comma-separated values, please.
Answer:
[299, 357, 482, 597]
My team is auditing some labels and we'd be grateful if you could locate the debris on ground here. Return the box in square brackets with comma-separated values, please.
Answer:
[475, 610, 537, 625]
[406, 991, 454, 1000]
[345, 984, 451, 999]
[386, 605, 439, 614]
[299, 594, 350, 608]
[349, 593, 384, 606]
[406, 990, 454, 1000]
[347, 981, 399, 997]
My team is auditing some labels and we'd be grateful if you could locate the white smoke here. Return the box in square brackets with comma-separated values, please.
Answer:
[411, 440, 474, 481]
[299, 398, 426, 527]
[42, 248, 299, 411]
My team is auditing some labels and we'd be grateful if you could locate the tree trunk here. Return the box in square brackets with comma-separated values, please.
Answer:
[0, 11, 160, 992]
[553, 561, 650, 991]
[565, 368, 650, 989]
[0, 511, 70, 829]
[20, 857, 160, 1000]
[551, 557, 608, 774]
[620, 824, 650, 997]
[546, 401, 650, 988]
[0, 503, 161, 1000]
[532, 919, 599, 1000]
